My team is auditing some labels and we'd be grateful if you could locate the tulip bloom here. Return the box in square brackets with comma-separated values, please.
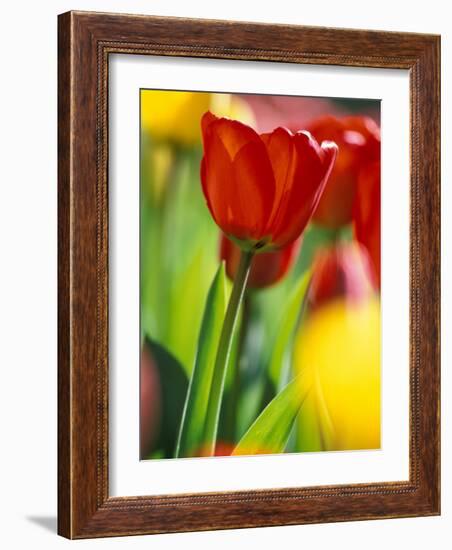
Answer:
[220, 234, 300, 289]
[353, 161, 381, 287]
[200, 112, 336, 456]
[294, 297, 381, 451]
[201, 111, 338, 252]
[141, 91, 211, 146]
[294, 242, 380, 452]
[307, 115, 380, 228]
[307, 242, 377, 311]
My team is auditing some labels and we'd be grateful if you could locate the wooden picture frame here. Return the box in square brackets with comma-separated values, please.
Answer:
[58, 10, 440, 539]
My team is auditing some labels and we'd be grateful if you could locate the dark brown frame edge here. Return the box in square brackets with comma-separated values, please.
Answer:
[58, 10, 440, 539]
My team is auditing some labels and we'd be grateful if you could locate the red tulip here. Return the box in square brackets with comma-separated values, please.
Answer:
[307, 116, 380, 228]
[200, 112, 337, 252]
[220, 234, 300, 289]
[307, 242, 377, 311]
[353, 161, 381, 287]
[140, 344, 161, 459]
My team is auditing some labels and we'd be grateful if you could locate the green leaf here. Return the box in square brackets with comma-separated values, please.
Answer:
[268, 271, 311, 389]
[167, 242, 218, 374]
[144, 338, 189, 458]
[140, 147, 220, 372]
[232, 376, 309, 455]
[202, 251, 253, 455]
[295, 391, 324, 452]
[175, 264, 227, 458]
[236, 373, 276, 441]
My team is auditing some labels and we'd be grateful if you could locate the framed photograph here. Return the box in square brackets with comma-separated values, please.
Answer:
[58, 11, 440, 538]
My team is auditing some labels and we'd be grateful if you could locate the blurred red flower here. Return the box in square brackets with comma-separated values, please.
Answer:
[200, 111, 337, 251]
[353, 161, 381, 287]
[195, 441, 236, 457]
[307, 242, 377, 311]
[242, 94, 341, 134]
[220, 234, 301, 289]
[307, 116, 380, 228]
[140, 344, 161, 459]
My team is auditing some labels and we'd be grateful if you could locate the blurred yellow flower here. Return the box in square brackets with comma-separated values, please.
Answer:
[294, 297, 380, 451]
[141, 90, 254, 146]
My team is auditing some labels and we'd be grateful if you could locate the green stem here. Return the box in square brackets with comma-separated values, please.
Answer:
[203, 249, 254, 455]
[226, 295, 251, 442]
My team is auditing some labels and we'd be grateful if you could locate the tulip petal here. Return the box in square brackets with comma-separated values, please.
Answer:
[260, 127, 298, 230]
[200, 156, 216, 223]
[200, 130, 236, 231]
[201, 112, 276, 242]
[201, 111, 262, 159]
[271, 133, 337, 247]
[320, 140, 340, 187]
[201, 127, 275, 241]
[212, 117, 262, 159]
[201, 110, 217, 135]
[230, 140, 276, 240]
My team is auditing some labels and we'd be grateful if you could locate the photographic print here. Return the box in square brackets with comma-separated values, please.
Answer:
[140, 89, 381, 461]
[58, 12, 440, 537]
